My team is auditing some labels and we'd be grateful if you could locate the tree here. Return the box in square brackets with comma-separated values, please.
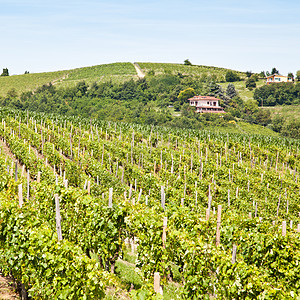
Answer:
[24, 71, 30, 74]
[296, 70, 300, 81]
[208, 82, 228, 102]
[287, 72, 294, 80]
[253, 109, 271, 126]
[245, 71, 253, 78]
[1, 68, 9, 76]
[245, 77, 256, 89]
[178, 88, 196, 104]
[225, 71, 240, 82]
[259, 71, 266, 78]
[271, 115, 284, 132]
[184, 59, 192, 66]
[76, 81, 88, 96]
[226, 83, 237, 99]
[271, 67, 279, 75]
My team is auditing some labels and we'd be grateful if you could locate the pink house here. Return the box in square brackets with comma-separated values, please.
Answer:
[188, 96, 225, 113]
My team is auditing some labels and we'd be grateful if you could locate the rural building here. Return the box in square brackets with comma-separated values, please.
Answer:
[188, 96, 225, 113]
[266, 74, 293, 85]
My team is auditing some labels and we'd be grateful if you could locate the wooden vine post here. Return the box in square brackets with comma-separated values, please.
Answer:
[232, 244, 237, 264]
[15, 161, 18, 182]
[162, 217, 167, 249]
[282, 221, 286, 237]
[37, 171, 41, 183]
[109, 188, 113, 208]
[18, 184, 23, 208]
[27, 171, 30, 200]
[161, 186, 165, 210]
[87, 181, 91, 195]
[54, 194, 63, 241]
[216, 205, 222, 246]
[154, 272, 163, 295]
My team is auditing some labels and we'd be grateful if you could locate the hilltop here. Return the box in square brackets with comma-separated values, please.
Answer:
[0, 62, 249, 97]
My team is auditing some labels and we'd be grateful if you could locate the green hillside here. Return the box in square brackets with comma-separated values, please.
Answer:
[0, 70, 69, 97]
[137, 62, 247, 82]
[219, 79, 266, 101]
[0, 63, 137, 97]
[0, 62, 250, 97]
[58, 62, 137, 87]
[267, 105, 300, 121]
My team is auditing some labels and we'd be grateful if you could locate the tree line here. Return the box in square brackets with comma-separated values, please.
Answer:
[0, 72, 299, 138]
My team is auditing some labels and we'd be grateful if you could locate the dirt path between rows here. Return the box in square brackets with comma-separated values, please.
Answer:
[0, 139, 28, 177]
[0, 274, 20, 300]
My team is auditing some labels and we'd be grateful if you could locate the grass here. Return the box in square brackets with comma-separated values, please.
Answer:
[265, 105, 300, 121]
[0, 63, 137, 97]
[0, 70, 68, 97]
[137, 62, 247, 82]
[205, 121, 279, 136]
[57, 62, 137, 87]
[219, 79, 265, 102]
[103, 245, 185, 299]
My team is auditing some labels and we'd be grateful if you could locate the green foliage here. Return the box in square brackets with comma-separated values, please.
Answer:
[254, 83, 300, 106]
[245, 70, 253, 78]
[271, 67, 279, 75]
[183, 59, 192, 66]
[288, 72, 294, 80]
[1, 107, 300, 298]
[1, 68, 9, 76]
[0, 192, 107, 299]
[245, 77, 257, 89]
[178, 88, 196, 104]
[226, 83, 237, 99]
[225, 70, 240, 82]
[296, 70, 300, 81]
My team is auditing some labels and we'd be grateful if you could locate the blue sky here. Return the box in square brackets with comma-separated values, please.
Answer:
[1, 0, 300, 75]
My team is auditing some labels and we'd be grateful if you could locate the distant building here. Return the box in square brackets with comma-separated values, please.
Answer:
[188, 96, 225, 113]
[266, 74, 293, 85]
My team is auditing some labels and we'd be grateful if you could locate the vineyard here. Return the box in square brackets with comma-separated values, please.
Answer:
[0, 63, 137, 97]
[136, 62, 247, 82]
[0, 106, 300, 299]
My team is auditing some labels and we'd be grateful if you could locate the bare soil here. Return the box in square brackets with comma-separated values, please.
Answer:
[0, 275, 20, 300]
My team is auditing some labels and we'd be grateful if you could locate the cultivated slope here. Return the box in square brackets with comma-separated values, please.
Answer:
[0, 62, 247, 97]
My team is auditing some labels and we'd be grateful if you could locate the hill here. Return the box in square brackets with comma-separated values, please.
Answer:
[0, 63, 137, 97]
[0, 62, 248, 97]
[137, 62, 246, 81]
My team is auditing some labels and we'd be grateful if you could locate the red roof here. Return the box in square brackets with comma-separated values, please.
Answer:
[196, 106, 224, 109]
[188, 96, 221, 101]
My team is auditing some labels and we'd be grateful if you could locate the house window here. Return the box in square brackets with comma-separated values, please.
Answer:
[213, 102, 216, 106]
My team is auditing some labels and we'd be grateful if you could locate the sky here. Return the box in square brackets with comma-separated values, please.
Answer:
[1, 0, 300, 75]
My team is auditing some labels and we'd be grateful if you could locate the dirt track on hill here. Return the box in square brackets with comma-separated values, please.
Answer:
[133, 63, 145, 78]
